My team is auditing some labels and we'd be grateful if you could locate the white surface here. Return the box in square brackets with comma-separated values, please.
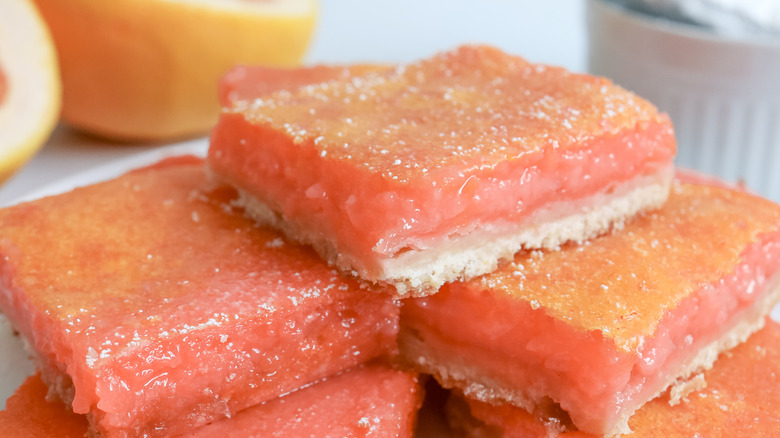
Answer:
[11, 139, 208, 205]
[0, 0, 587, 407]
[0, 315, 34, 408]
[307, 0, 586, 67]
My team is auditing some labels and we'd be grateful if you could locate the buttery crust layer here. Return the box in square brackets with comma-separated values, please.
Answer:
[235, 166, 673, 297]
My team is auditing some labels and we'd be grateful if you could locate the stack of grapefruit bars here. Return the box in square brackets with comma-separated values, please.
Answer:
[2, 45, 780, 437]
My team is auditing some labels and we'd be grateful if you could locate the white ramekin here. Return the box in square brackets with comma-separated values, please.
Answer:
[587, 0, 780, 202]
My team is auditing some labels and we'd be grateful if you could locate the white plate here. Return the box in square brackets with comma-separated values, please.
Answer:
[0, 141, 207, 408]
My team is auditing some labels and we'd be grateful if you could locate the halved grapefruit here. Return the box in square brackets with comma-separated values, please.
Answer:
[0, 0, 60, 183]
[33, 0, 317, 142]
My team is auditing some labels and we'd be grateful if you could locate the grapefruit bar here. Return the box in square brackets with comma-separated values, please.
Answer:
[208, 44, 677, 296]
[0, 363, 423, 438]
[450, 318, 780, 438]
[399, 175, 780, 436]
[0, 159, 399, 437]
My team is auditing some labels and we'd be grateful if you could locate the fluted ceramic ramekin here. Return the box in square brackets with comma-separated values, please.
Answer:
[588, 0, 780, 202]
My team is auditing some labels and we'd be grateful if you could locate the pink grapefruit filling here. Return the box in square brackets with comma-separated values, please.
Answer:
[400, 228, 780, 434]
[210, 117, 674, 260]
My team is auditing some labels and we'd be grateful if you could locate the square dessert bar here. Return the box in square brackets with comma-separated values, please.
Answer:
[1, 364, 423, 438]
[208, 44, 677, 296]
[399, 176, 780, 436]
[450, 319, 780, 437]
[0, 159, 399, 437]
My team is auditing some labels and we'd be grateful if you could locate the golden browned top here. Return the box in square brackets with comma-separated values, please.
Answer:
[230, 45, 667, 183]
[472, 182, 780, 351]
